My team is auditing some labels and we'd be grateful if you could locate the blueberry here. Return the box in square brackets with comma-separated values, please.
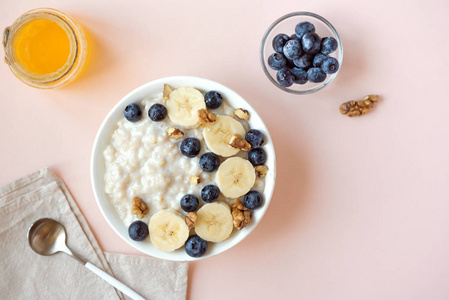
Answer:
[180, 138, 201, 158]
[272, 33, 290, 53]
[312, 53, 329, 68]
[180, 194, 199, 212]
[276, 68, 295, 87]
[204, 91, 223, 109]
[185, 235, 208, 257]
[302, 32, 321, 55]
[199, 152, 220, 172]
[201, 185, 220, 203]
[248, 148, 266, 166]
[290, 34, 300, 41]
[124, 104, 142, 122]
[282, 39, 302, 60]
[290, 67, 308, 84]
[307, 68, 327, 83]
[321, 57, 340, 74]
[128, 221, 149, 241]
[286, 58, 296, 69]
[321, 37, 338, 54]
[295, 21, 315, 39]
[267, 53, 287, 71]
[243, 191, 263, 210]
[245, 129, 265, 148]
[148, 103, 167, 121]
[293, 54, 314, 69]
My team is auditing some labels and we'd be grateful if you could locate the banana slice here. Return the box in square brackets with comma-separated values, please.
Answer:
[216, 157, 256, 198]
[194, 202, 234, 242]
[166, 87, 206, 128]
[149, 209, 189, 251]
[203, 115, 246, 157]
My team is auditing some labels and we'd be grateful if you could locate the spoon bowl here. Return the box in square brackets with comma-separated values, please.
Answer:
[28, 218, 68, 256]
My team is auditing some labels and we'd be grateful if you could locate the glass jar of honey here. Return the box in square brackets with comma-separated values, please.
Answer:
[2, 8, 88, 89]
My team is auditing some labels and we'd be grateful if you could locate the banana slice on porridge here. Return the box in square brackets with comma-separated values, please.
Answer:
[149, 209, 190, 251]
[166, 87, 206, 129]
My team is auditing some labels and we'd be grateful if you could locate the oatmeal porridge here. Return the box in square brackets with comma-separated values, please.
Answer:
[103, 84, 268, 257]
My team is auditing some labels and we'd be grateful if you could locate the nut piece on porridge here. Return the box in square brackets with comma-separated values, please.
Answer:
[231, 199, 251, 230]
[229, 134, 251, 151]
[234, 108, 250, 120]
[131, 197, 149, 219]
[198, 109, 216, 127]
[166, 127, 184, 139]
[190, 175, 201, 185]
[185, 212, 197, 230]
[255, 165, 269, 177]
[163, 84, 174, 102]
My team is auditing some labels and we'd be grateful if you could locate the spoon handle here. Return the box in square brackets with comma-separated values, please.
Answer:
[85, 262, 146, 300]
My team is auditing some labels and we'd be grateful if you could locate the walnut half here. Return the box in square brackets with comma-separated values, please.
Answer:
[185, 212, 197, 230]
[167, 127, 184, 139]
[231, 199, 251, 230]
[255, 165, 268, 177]
[131, 197, 149, 219]
[234, 108, 250, 120]
[198, 109, 216, 127]
[229, 134, 251, 151]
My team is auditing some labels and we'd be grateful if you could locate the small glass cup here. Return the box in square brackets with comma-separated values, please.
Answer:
[2, 8, 88, 89]
[260, 12, 343, 95]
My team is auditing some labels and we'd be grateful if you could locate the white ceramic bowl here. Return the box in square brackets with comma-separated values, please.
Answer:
[91, 76, 276, 261]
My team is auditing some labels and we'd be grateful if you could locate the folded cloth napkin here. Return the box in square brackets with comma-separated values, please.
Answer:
[0, 168, 188, 300]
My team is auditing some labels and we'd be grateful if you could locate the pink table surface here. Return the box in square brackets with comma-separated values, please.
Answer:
[2, 0, 449, 299]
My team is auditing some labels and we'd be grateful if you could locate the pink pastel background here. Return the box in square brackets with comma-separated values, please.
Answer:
[1, 0, 449, 299]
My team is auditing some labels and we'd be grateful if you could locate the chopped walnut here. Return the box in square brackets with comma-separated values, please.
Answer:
[234, 108, 250, 120]
[231, 199, 251, 230]
[185, 212, 197, 230]
[166, 127, 184, 139]
[340, 95, 380, 117]
[163, 84, 173, 102]
[190, 175, 200, 185]
[255, 165, 269, 177]
[229, 134, 251, 151]
[131, 197, 149, 219]
[198, 109, 216, 127]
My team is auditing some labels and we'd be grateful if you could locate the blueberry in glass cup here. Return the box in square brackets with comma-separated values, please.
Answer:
[260, 12, 343, 94]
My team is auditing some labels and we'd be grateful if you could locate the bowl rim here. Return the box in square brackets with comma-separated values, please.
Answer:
[90, 76, 277, 261]
[260, 11, 344, 95]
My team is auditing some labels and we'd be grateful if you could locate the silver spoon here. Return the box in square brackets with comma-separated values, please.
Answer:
[28, 218, 145, 300]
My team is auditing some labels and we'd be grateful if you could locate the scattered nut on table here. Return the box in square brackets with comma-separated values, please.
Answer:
[340, 95, 380, 117]
[131, 196, 149, 219]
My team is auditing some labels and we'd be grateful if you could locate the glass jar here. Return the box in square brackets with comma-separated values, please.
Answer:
[2, 8, 88, 89]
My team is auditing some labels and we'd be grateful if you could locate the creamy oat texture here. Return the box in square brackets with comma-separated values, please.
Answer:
[103, 92, 265, 227]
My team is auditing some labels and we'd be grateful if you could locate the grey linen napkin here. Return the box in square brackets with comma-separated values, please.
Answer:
[0, 168, 188, 300]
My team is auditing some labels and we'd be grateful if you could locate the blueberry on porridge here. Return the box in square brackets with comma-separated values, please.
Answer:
[201, 185, 220, 203]
[124, 103, 142, 122]
[103, 83, 269, 257]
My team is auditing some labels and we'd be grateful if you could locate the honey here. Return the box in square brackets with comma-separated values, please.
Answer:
[3, 8, 87, 89]
[13, 18, 71, 75]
